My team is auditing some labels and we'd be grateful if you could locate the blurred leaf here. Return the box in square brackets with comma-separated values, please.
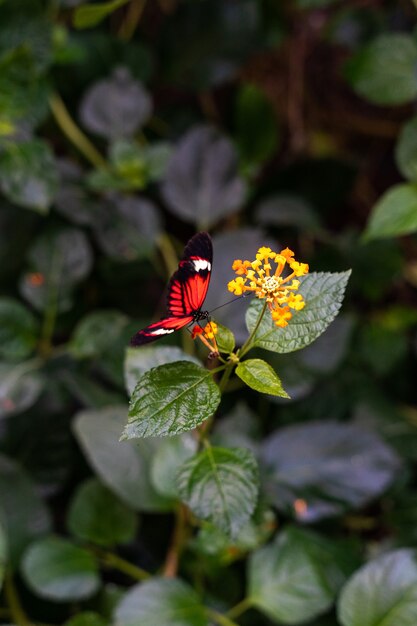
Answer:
[338, 549, 417, 626]
[0, 8, 52, 73]
[22, 537, 100, 601]
[73, 0, 129, 29]
[0, 139, 58, 213]
[65, 613, 108, 626]
[236, 358, 289, 397]
[357, 321, 408, 376]
[177, 446, 259, 537]
[0, 297, 38, 361]
[114, 578, 208, 626]
[20, 227, 93, 312]
[151, 434, 198, 499]
[298, 314, 355, 374]
[345, 34, 417, 105]
[123, 361, 221, 439]
[215, 323, 235, 354]
[161, 125, 247, 229]
[255, 194, 321, 230]
[79, 67, 152, 139]
[212, 401, 260, 452]
[0, 454, 51, 567]
[0, 519, 7, 590]
[261, 421, 401, 521]
[246, 271, 351, 353]
[0, 361, 44, 419]
[73, 406, 172, 512]
[70, 310, 129, 359]
[363, 184, 417, 241]
[68, 478, 138, 547]
[93, 195, 161, 260]
[54, 159, 99, 226]
[124, 346, 201, 396]
[249, 526, 347, 624]
[395, 115, 417, 182]
[235, 83, 279, 174]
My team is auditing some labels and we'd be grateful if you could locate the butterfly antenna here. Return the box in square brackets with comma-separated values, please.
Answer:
[209, 293, 253, 314]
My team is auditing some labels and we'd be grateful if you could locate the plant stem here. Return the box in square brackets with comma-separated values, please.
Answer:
[162, 503, 188, 577]
[207, 608, 241, 626]
[4, 571, 32, 626]
[49, 92, 108, 169]
[226, 597, 253, 621]
[99, 549, 150, 581]
[238, 300, 268, 358]
[118, 0, 147, 40]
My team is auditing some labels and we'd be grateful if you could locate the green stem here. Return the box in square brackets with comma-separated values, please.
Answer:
[49, 93, 108, 169]
[98, 549, 150, 581]
[207, 608, 240, 626]
[239, 300, 268, 358]
[226, 597, 253, 621]
[218, 361, 235, 394]
[4, 571, 32, 626]
[118, 0, 147, 40]
[38, 248, 63, 358]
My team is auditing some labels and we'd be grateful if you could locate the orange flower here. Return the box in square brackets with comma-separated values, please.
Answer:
[228, 246, 309, 328]
[191, 321, 219, 354]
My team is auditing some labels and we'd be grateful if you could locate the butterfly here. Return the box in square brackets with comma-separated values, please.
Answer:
[130, 232, 213, 346]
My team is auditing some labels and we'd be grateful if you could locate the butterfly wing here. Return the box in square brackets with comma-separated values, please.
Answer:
[130, 232, 212, 347]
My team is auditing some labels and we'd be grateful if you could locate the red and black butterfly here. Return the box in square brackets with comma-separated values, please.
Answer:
[130, 232, 212, 346]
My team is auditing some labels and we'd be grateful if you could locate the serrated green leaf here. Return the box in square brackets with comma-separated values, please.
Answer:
[151, 435, 198, 499]
[114, 578, 208, 626]
[0, 298, 38, 360]
[70, 310, 129, 359]
[236, 358, 289, 397]
[68, 479, 138, 547]
[215, 323, 235, 354]
[0, 519, 7, 590]
[124, 346, 201, 396]
[22, 537, 100, 601]
[246, 271, 351, 353]
[345, 34, 417, 105]
[338, 549, 417, 626]
[73, 406, 172, 512]
[73, 0, 130, 29]
[177, 446, 259, 537]
[0, 139, 58, 213]
[249, 527, 342, 624]
[123, 361, 221, 438]
[363, 184, 417, 241]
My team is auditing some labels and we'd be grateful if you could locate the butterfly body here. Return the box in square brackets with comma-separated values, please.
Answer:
[130, 232, 212, 346]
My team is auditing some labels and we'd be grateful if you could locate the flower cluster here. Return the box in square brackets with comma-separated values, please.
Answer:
[191, 321, 219, 354]
[228, 246, 309, 327]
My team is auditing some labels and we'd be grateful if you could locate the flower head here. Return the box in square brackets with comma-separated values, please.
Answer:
[228, 246, 309, 328]
[191, 321, 219, 355]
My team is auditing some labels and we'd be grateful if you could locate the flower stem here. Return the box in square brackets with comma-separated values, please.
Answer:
[226, 597, 253, 621]
[239, 300, 268, 358]
[207, 608, 241, 626]
[4, 571, 32, 626]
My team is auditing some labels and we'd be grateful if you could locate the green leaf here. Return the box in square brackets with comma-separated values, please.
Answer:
[246, 271, 351, 353]
[124, 346, 201, 396]
[114, 577, 208, 626]
[236, 358, 289, 397]
[363, 184, 417, 241]
[123, 361, 221, 439]
[73, 0, 130, 29]
[345, 34, 417, 105]
[261, 421, 400, 522]
[0, 298, 38, 361]
[215, 323, 235, 354]
[151, 435, 198, 499]
[177, 446, 259, 537]
[68, 479, 138, 547]
[0, 361, 44, 419]
[249, 527, 343, 624]
[0, 139, 58, 213]
[0, 519, 6, 591]
[395, 115, 417, 182]
[73, 406, 171, 512]
[0, 454, 51, 568]
[338, 549, 417, 626]
[70, 310, 129, 359]
[22, 537, 100, 601]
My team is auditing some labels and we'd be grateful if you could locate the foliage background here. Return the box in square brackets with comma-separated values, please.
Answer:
[1, 0, 417, 625]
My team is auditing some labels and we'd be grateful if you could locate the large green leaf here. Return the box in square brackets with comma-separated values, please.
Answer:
[67, 479, 138, 547]
[338, 549, 417, 626]
[22, 537, 100, 601]
[123, 361, 221, 438]
[249, 527, 345, 624]
[150, 435, 198, 499]
[0, 297, 38, 361]
[73, 406, 172, 512]
[114, 578, 208, 626]
[363, 184, 417, 241]
[236, 358, 289, 397]
[70, 310, 129, 359]
[246, 271, 351, 353]
[177, 446, 259, 537]
[0, 455, 51, 568]
[345, 34, 417, 105]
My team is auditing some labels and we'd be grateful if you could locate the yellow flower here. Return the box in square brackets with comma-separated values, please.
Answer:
[228, 246, 309, 328]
